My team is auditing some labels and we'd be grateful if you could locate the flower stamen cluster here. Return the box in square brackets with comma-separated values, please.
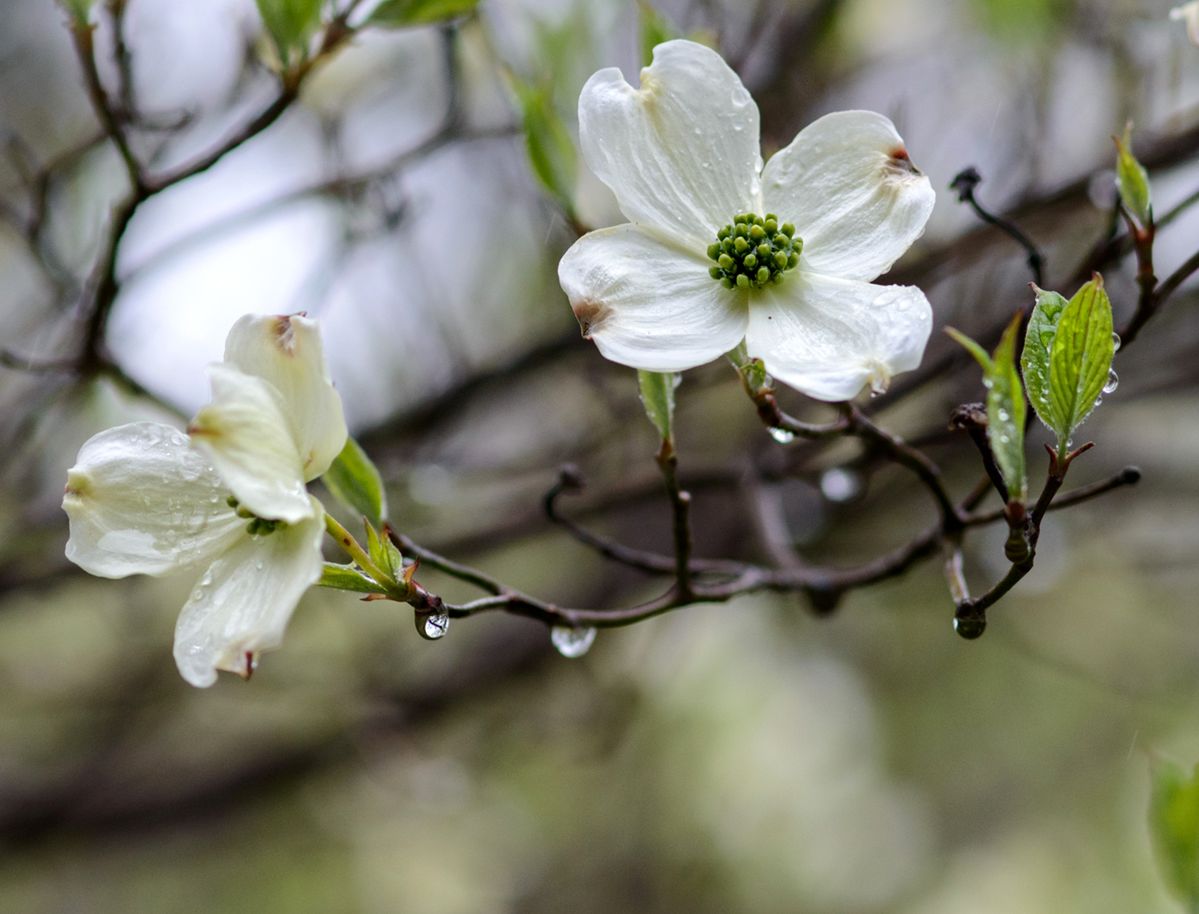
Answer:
[707, 213, 801, 289]
[227, 496, 285, 536]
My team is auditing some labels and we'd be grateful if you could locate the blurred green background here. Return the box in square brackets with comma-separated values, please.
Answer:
[2, 0, 1199, 910]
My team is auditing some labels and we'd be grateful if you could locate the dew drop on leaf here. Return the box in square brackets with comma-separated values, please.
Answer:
[1111, 332, 1121, 352]
[1103, 368, 1119, 394]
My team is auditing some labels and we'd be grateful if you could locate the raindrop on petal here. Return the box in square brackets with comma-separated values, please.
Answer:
[551, 625, 596, 658]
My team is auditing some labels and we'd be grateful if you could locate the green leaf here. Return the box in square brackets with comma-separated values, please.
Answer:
[385, 537, 405, 578]
[638, 2, 679, 66]
[1149, 758, 1199, 911]
[1115, 125, 1152, 227]
[318, 562, 388, 595]
[512, 78, 577, 213]
[255, 0, 322, 65]
[60, 0, 95, 23]
[637, 370, 678, 444]
[1046, 276, 1115, 454]
[1021, 285, 1068, 435]
[947, 320, 1027, 500]
[945, 326, 993, 372]
[367, 0, 479, 28]
[987, 314, 1027, 500]
[364, 522, 390, 579]
[322, 436, 388, 527]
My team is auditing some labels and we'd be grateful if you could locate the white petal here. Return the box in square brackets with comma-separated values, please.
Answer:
[223, 313, 347, 481]
[559, 224, 748, 371]
[173, 497, 325, 688]
[761, 111, 935, 282]
[188, 364, 312, 524]
[745, 273, 932, 402]
[63, 423, 244, 578]
[1172, 2, 1199, 45]
[578, 39, 762, 247]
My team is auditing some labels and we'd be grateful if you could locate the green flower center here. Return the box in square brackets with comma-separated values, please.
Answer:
[227, 495, 285, 537]
[707, 213, 802, 290]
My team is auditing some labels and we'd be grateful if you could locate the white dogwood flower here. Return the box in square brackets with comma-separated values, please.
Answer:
[63, 314, 347, 687]
[1171, 2, 1199, 45]
[559, 39, 936, 401]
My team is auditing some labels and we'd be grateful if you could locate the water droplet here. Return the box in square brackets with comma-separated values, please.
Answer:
[551, 625, 596, 658]
[1111, 332, 1121, 352]
[1102, 368, 1119, 394]
[254, 560, 264, 571]
[417, 610, 449, 641]
[953, 615, 986, 640]
[768, 426, 795, 444]
[997, 409, 1010, 422]
[819, 467, 863, 503]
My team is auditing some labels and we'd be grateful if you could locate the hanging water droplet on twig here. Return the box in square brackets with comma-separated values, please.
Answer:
[1103, 368, 1119, 394]
[551, 625, 596, 658]
[953, 614, 986, 640]
[415, 609, 450, 641]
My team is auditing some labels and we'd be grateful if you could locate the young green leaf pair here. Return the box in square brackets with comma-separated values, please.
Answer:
[253, 0, 479, 69]
[948, 276, 1116, 503]
[319, 436, 410, 597]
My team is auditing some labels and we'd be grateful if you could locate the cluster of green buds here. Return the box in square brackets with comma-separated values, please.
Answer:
[708, 213, 802, 290]
[226, 496, 284, 536]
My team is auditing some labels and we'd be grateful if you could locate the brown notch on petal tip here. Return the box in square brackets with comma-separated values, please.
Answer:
[272, 315, 298, 355]
[572, 299, 609, 339]
[885, 146, 922, 178]
[237, 651, 258, 681]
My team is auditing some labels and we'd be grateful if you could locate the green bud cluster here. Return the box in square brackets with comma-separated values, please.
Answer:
[707, 213, 801, 290]
[227, 495, 284, 537]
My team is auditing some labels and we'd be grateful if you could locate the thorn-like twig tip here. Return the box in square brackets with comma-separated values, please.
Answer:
[557, 463, 585, 490]
[949, 166, 982, 202]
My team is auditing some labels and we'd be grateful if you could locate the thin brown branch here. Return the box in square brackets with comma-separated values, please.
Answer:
[68, 21, 143, 191]
[542, 467, 743, 578]
[963, 465, 1140, 526]
[843, 405, 963, 531]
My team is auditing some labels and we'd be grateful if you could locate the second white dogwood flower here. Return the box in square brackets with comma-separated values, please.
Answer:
[63, 314, 347, 687]
[559, 39, 936, 401]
